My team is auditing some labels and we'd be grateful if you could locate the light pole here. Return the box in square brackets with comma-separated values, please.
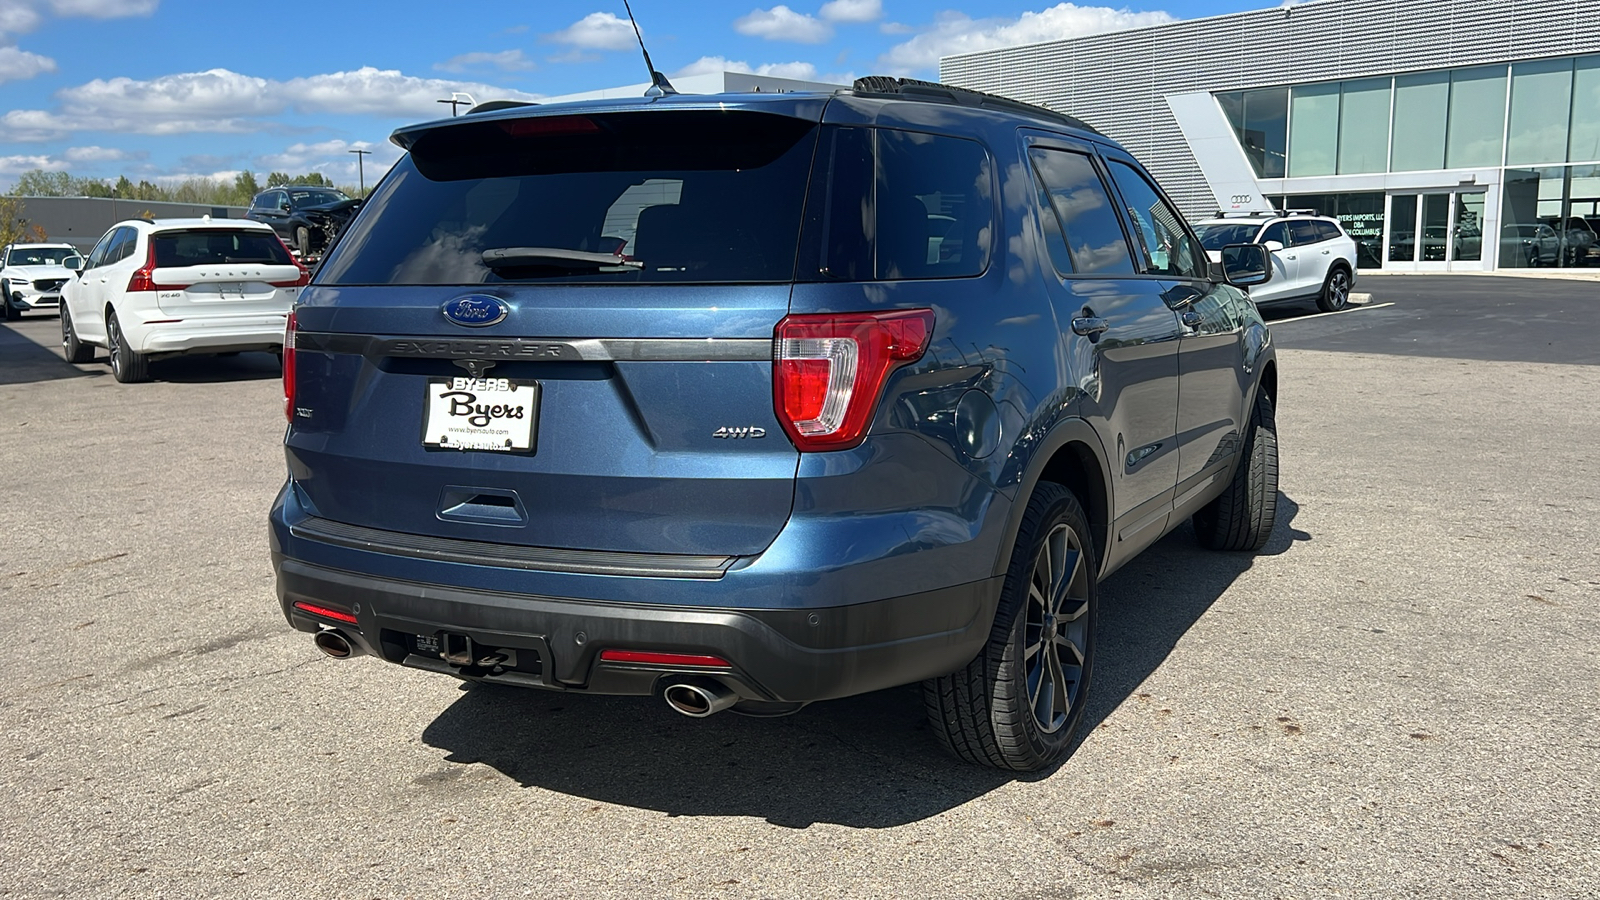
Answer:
[348, 148, 371, 197]
[436, 92, 476, 117]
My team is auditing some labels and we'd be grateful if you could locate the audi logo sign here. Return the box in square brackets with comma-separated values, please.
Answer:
[1230, 194, 1254, 204]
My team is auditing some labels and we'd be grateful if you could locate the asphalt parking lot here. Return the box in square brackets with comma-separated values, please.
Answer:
[1, 275, 1596, 899]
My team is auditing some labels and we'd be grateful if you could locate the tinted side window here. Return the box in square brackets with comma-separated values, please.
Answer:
[877, 130, 993, 280]
[1029, 148, 1136, 275]
[798, 127, 994, 282]
[84, 232, 116, 269]
[1315, 220, 1343, 241]
[1289, 220, 1323, 245]
[1105, 160, 1202, 278]
[106, 228, 136, 264]
[1260, 221, 1289, 246]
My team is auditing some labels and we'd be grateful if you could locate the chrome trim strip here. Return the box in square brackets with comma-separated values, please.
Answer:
[295, 332, 772, 362]
[290, 516, 737, 580]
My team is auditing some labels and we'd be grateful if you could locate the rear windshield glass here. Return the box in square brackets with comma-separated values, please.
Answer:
[317, 111, 820, 285]
[153, 230, 294, 267]
[6, 246, 78, 266]
[1193, 223, 1262, 250]
[289, 190, 347, 207]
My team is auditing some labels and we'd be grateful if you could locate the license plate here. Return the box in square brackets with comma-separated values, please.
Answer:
[422, 377, 539, 453]
[220, 282, 246, 299]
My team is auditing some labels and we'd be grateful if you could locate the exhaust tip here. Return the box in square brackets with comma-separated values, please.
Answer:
[663, 679, 738, 718]
[313, 629, 354, 659]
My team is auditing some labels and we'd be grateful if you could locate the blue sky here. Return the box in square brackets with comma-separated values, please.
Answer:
[0, 0, 1268, 191]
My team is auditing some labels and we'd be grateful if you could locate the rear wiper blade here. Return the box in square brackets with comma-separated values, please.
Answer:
[481, 247, 642, 269]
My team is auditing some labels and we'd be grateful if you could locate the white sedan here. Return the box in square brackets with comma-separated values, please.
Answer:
[59, 218, 307, 382]
[1, 242, 81, 320]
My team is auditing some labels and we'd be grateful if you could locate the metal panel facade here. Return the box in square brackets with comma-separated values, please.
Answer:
[941, 0, 1600, 216]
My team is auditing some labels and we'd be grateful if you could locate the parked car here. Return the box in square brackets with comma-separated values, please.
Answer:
[59, 218, 308, 382]
[1, 242, 80, 320]
[270, 77, 1280, 771]
[245, 186, 361, 258]
[1193, 210, 1358, 311]
[1500, 223, 1561, 267]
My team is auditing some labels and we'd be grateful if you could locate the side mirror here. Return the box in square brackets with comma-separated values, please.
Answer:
[64, 257, 83, 272]
[1261, 240, 1285, 252]
[1220, 243, 1272, 287]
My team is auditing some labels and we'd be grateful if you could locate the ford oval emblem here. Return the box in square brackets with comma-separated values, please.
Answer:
[441, 294, 508, 328]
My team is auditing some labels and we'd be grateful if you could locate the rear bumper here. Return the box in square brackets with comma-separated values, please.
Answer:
[131, 314, 287, 355]
[275, 555, 1001, 703]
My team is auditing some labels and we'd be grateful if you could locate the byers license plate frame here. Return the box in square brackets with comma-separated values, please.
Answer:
[421, 376, 540, 453]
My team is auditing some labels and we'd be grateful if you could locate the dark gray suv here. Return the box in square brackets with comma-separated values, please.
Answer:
[271, 77, 1280, 771]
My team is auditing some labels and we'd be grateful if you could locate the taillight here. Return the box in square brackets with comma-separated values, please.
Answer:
[283, 310, 297, 422]
[773, 309, 934, 451]
[270, 236, 311, 287]
[126, 240, 161, 292]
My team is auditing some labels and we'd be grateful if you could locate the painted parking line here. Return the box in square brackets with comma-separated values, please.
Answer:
[1270, 302, 1396, 325]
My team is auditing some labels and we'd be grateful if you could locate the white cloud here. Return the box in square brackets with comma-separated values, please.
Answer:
[734, 6, 833, 44]
[673, 55, 820, 80]
[435, 49, 535, 73]
[46, 0, 158, 18]
[258, 138, 403, 185]
[0, 153, 69, 175]
[880, 4, 1177, 73]
[819, 0, 882, 23]
[2, 66, 543, 140]
[545, 11, 636, 51]
[0, 4, 43, 37]
[63, 144, 141, 162]
[0, 44, 53, 82]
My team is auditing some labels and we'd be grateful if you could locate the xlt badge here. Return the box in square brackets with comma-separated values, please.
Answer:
[713, 426, 767, 439]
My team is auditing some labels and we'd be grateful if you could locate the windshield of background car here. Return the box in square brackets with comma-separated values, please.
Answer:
[6, 247, 77, 266]
[290, 190, 348, 207]
[316, 111, 820, 285]
[1193, 223, 1262, 250]
[152, 230, 294, 267]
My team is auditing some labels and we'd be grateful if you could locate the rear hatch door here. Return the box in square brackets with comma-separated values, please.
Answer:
[151, 227, 301, 316]
[288, 103, 823, 558]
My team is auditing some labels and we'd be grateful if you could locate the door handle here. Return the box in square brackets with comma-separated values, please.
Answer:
[1285, 254, 1297, 260]
[1071, 316, 1108, 336]
[1322, 249, 1331, 254]
[1181, 309, 1202, 328]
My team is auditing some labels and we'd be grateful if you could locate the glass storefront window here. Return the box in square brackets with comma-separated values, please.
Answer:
[1571, 57, 1600, 163]
[1508, 59, 1575, 165]
[1501, 166, 1600, 268]
[1338, 79, 1391, 174]
[1389, 195, 1417, 262]
[1454, 193, 1485, 261]
[1218, 88, 1288, 177]
[1289, 83, 1340, 177]
[1421, 194, 1450, 260]
[1281, 192, 1386, 268]
[1392, 72, 1449, 171]
[1445, 66, 1507, 168]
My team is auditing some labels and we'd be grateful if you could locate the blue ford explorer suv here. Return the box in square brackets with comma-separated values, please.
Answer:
[271, 77, 1280, 771]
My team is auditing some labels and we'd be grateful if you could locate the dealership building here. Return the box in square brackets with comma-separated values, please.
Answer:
[941, 0, 1600, 272]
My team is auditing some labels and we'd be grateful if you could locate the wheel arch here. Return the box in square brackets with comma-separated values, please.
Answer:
[993, 417, 1112, 580]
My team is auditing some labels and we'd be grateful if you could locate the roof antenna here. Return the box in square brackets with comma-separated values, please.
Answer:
[622, 0, 676, 97]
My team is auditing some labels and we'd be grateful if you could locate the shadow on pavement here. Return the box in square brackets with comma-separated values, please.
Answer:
[0, 318, 95, 385]
[422, 495, 1307, 828]
[148, 351, 282, 384]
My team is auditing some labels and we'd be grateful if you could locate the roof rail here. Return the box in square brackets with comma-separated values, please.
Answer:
[1211, 208, 1324, 219]
[850, 76, 1102, 136]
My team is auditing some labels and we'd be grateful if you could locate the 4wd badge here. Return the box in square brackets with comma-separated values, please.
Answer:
[713, 426, 767, 439]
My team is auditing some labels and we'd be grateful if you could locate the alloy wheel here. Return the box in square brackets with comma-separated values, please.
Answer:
[107, 315, 121, 377]
[1329, 271, 1349, 309]
[1023, 522, 1091, 733]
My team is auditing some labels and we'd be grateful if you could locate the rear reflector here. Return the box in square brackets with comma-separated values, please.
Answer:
[292, 601, 358, 624]
[599, 649, 731, 668]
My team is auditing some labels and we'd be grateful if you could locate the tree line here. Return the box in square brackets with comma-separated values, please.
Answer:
[7, 169, 361, 207]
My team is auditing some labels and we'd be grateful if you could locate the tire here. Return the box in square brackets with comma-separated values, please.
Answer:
[295, 225, 313, 258]
[105, 309, 150, 383]
[1193, 391, 1279, 552]
[61, 304, 93, 363]
[1, 282, 15, 321]
[1316, 266, 1351, 312]
[924, 482, 1098, 771]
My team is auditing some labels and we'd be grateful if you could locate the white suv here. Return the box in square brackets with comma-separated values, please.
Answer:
[59, 218, 307, 382]
[1, 242, 81, 320]
[1193, 210, 1358, 312]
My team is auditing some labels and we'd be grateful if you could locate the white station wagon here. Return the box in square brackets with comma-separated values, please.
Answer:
[60, 218, 308, 382]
